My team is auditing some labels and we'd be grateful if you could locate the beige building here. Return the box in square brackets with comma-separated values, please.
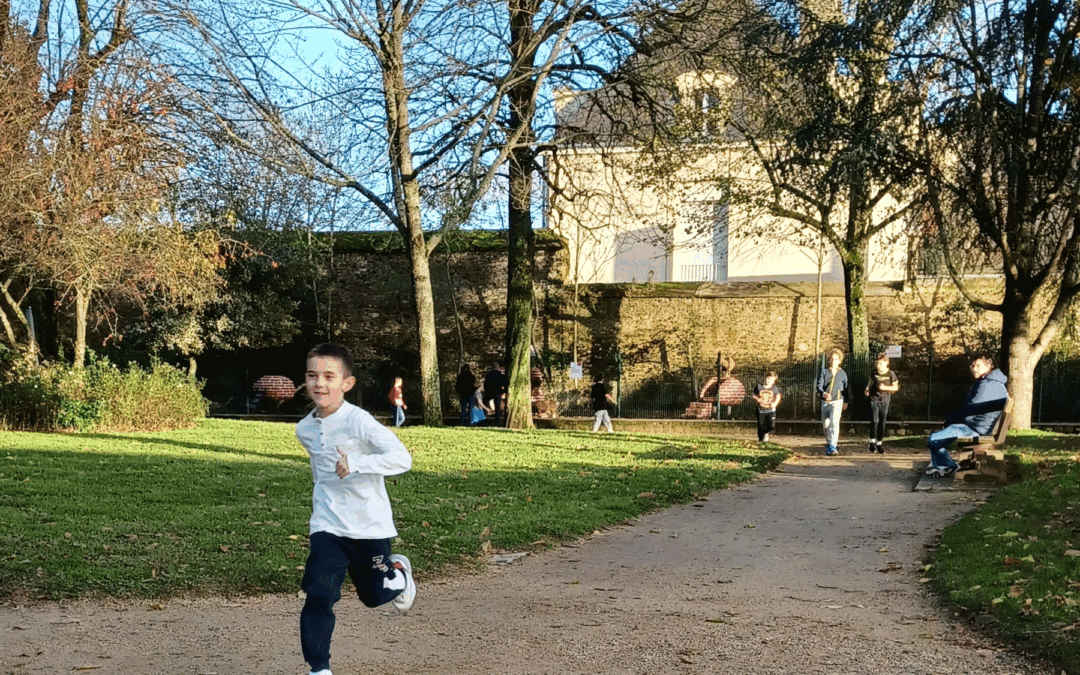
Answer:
[546, 75, 912, 285]
[546, 143, 911, 285]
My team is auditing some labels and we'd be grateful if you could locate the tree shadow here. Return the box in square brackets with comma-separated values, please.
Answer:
[76, 433, 307, 464]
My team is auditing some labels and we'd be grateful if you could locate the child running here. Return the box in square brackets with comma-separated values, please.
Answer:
[864, 352, 899, 454]
[296, 343, 416, 675]
[751, 371, 782, 442]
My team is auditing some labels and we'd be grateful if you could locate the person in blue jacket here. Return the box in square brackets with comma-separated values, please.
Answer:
[815, 348, 850, 456]
[926, 352, 1009, 477]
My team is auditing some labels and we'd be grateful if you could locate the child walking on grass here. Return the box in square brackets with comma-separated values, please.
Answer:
[864, 353, 899, 454]
[296, 343, 416, 675]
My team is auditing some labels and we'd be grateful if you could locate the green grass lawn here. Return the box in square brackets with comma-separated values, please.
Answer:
[929, 430, 1080, 673]
[0, 420, 788, 600]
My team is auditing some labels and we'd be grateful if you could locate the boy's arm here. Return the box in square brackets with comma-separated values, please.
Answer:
[773, 390, 782, 408]
[340, 416, 413, 477]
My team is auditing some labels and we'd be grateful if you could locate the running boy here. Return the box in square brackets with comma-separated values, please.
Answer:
[296, 343, 416, 675]
[815, 348, 850, 456]
[751, 371, 782, 442]
[864, 353, 899, 454]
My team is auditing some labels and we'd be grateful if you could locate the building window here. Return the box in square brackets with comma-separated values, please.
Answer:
[676, 200, 728, 282]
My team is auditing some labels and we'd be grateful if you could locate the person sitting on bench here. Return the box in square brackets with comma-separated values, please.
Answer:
[926, 352, 1008, 477]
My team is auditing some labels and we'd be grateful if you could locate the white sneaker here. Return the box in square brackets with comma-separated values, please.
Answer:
[310, 669, 332, 675]
[389, 554, 416, 611]
[762, 433, 770, 442]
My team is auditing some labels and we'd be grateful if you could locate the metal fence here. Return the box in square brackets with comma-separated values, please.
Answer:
[540, 352, 1080, 423]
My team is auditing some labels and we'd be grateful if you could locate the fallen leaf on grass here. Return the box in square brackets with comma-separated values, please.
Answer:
[1064, 550, 1080, 557]
[1003, 557, 1023, 567]
[1008, 585, 1025, 598]
[638, 491, 655, 499]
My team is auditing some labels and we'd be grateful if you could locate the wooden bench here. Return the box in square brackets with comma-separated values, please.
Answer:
[953, 398, 1013, 483]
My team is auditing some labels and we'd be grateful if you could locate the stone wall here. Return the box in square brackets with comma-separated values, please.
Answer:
[329, 232, 1002, 415]
[331, 235, 568, 408]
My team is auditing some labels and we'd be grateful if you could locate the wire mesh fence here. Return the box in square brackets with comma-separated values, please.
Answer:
[539, 351, 1080, 423]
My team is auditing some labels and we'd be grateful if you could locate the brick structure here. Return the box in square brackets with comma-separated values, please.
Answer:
[252, 375, 298, 402]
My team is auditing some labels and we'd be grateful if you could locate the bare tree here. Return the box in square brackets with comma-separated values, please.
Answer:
[168, 0, 535, 425]
[916, 0, 1080, 428]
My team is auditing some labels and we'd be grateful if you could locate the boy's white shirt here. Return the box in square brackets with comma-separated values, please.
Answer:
[295, 400, 412, 539]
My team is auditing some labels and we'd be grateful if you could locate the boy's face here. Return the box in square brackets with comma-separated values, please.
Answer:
[970, 358, 992, 380]
[828, 353, 843, 368]
[876, 359, 889, 373]
[764, 375, 776, 387]
[305, 356, 355, 416]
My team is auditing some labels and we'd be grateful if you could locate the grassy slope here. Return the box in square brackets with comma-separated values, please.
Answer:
[929, 430, 1080, 674]
[0, 420, 788, 600]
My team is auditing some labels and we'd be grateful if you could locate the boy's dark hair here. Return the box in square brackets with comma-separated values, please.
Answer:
[307, 343, 354, 377]
[764, 370, 778, 380]
[594, 373, 605, 383]
[971, 352, 995, 368]
[876, 352, 889, 363]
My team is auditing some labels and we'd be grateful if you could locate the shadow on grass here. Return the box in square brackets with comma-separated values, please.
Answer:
[71, 433, 308, 464]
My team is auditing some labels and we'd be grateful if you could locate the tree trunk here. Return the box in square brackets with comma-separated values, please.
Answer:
[841, 242, 870, 362]
[74, 284, 90, 368]
[502, 0, 539, 430]
[404, 218, 443, 426]
[1001, 302, 1035, 429]
[383, 33, 443, 426]
[504, 144, 536, 429]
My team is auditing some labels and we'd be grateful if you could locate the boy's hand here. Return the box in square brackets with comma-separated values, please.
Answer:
[335, 448, 351, 478]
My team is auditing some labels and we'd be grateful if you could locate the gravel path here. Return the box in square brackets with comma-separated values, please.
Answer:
[0, 447, 1057, 675]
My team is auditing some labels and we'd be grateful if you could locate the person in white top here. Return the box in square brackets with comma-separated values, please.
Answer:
[295, 343, 416, 675]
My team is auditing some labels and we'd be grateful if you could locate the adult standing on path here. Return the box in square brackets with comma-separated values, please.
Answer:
[816, 347, 849, 456]
[454, 365, 476, 426]
[483, 361, 507, 427]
